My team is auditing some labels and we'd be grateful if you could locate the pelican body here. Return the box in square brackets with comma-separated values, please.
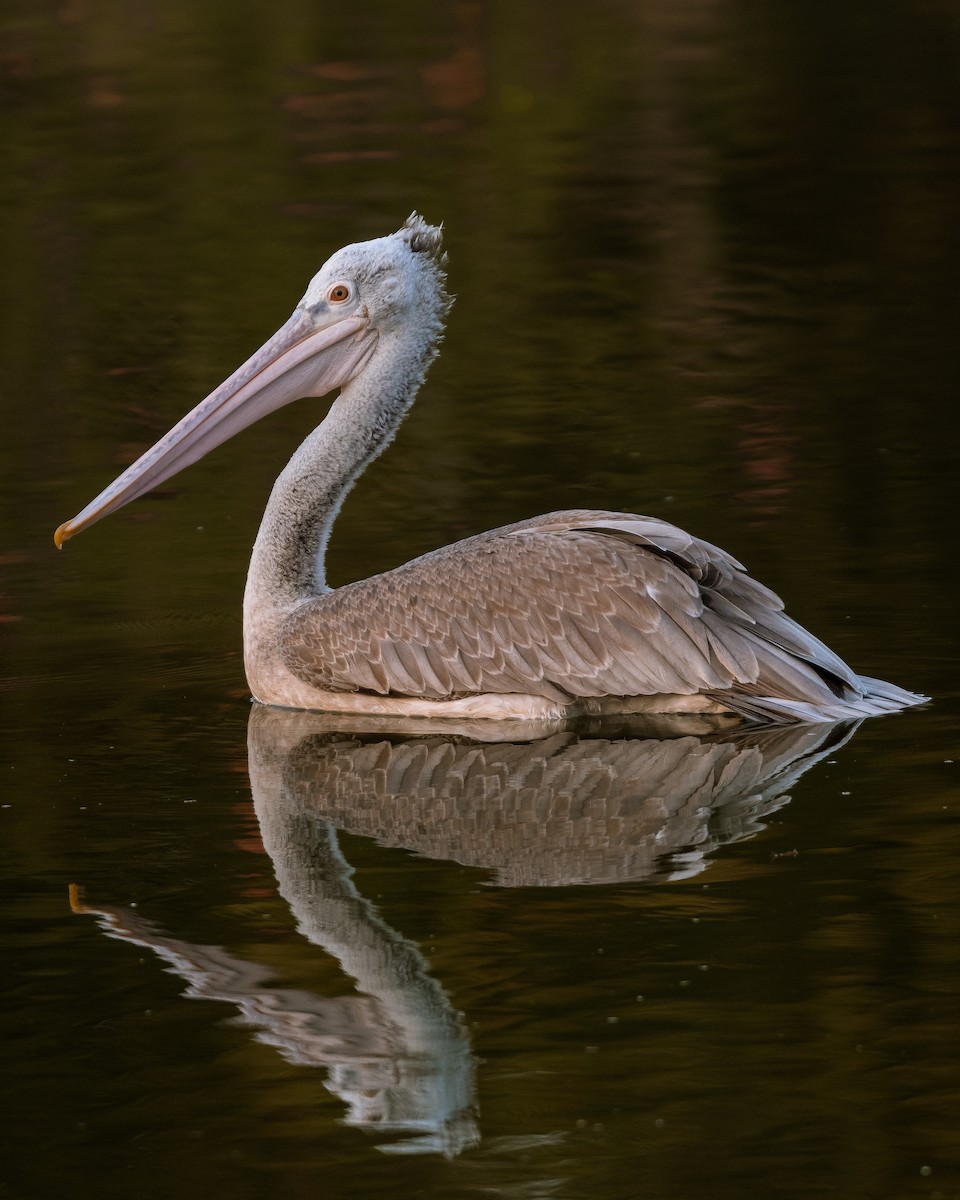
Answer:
[56, 215, 924, 724]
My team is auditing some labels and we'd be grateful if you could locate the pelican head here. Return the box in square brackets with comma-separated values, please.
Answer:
[54, 213, 449, 548]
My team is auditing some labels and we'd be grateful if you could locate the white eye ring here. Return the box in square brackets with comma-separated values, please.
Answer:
[327, 282, 354, 304]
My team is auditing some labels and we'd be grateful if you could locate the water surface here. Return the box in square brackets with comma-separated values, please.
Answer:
[2, 1, 959, 1197]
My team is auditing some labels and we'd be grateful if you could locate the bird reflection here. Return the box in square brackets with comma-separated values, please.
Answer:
[71, 710, 857, 1155]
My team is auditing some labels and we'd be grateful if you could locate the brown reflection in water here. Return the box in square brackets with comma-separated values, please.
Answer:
[421, 3, 485, 113]
[734, 405, 799, 522]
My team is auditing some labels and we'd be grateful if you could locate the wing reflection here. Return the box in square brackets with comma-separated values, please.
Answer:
[250, 707, 858, 887]
[71, 710, 857, 1156]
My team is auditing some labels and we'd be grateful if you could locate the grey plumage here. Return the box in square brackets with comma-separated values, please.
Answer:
[277, 509, 920, 723]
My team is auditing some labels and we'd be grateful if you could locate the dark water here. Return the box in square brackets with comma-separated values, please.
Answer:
[2, 1, 960, 1197]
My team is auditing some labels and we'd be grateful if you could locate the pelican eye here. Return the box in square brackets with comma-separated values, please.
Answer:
[328, 282, 353, 304]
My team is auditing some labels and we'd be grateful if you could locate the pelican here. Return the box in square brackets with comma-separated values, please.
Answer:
[55, 214, 924, 724]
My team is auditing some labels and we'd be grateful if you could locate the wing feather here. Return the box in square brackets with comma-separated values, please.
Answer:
[277, 508, 908, 718]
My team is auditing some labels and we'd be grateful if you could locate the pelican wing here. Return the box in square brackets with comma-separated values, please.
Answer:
[277, 510, 890, 719]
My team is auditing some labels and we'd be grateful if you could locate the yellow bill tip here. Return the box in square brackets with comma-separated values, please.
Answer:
[54, 522, 73, 550]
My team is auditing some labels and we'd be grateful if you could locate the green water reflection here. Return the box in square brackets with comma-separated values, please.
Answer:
[2, 0, 959, 1197]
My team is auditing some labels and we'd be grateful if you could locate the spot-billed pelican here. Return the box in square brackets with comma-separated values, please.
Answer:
[55, 215, 924, 723]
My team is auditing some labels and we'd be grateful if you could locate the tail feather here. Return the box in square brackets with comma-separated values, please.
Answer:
[715, 675, 928, 725]
[857, 675, 929, 712]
